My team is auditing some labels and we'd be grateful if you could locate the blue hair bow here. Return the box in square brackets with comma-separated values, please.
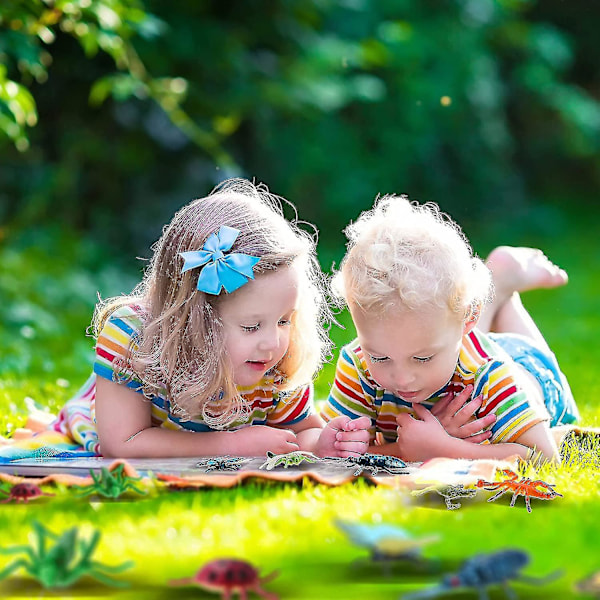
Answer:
[180, 226, 260, 295]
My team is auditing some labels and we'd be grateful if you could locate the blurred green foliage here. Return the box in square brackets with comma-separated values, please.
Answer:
[0, 226, 136, 391]
[1, 0, 600, 261]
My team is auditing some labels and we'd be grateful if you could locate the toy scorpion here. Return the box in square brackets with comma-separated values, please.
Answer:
[400, 548, 561, 599]
[328, 453, 409, 476]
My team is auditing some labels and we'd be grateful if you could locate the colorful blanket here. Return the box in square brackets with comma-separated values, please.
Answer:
[0, 429, 96, 464]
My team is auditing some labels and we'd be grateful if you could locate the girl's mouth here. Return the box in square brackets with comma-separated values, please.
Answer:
[246, 360, 269, 371]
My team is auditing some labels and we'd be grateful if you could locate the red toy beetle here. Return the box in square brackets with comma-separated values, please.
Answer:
[0, 482, 55, 503]
[170, 558, 279, 600]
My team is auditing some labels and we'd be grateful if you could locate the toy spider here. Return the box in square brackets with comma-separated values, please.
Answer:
[195, 456, 249, 472]
[475, 469, 562, 513]
[0, 521, 133, 589]
[72, 464, 147, 499]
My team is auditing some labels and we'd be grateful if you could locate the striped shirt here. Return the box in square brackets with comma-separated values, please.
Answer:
[322, 329, 546, 445]
[54, 304, 313, 454]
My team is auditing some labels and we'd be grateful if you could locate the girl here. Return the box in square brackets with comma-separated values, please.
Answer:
[54, 179, 369, 458]
[322, 194, 579, 463]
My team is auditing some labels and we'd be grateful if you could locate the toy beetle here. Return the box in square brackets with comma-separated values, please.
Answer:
[0, 482, 55, 503]
[401, 548, 561, 599]
[170, 558, 278, 599]
[328, 453, 409, 476]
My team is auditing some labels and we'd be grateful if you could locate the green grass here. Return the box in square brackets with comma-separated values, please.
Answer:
[1, 213, 599, 599]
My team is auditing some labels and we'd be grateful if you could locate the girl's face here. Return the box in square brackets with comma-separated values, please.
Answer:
[218, 265, 300, 388]
[350, 303, 474, 403]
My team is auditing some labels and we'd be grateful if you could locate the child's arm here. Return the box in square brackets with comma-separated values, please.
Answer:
[394, 404, 559, 463]
[95, 378, 301, 457]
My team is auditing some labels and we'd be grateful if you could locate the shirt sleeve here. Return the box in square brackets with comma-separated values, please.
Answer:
[93, 305, 145, 395]
[475, 359, 546, 443]
[321, 344, 378, 437]
[266, 384, 315, 426]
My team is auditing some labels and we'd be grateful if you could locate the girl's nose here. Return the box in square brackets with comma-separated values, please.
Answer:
[258, 329, 279, 352]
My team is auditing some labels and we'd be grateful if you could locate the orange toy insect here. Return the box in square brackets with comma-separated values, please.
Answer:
[475, 469, 562, 513]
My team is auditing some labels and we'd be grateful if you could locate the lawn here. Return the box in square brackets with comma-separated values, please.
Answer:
[0, 211, 599, 599]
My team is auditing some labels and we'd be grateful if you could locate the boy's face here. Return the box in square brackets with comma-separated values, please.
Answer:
[218, 265, 299, 388]
[350, 303, 472, 403]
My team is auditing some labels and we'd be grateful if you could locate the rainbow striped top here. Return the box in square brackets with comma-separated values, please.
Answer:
[92, 304, 314, 432]
[322, 329, 545, 445]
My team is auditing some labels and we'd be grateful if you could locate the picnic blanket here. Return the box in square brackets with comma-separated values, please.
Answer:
[0, 429, 97, 464]
[0, 408, 518, 489]
[0, 451, 518, 491]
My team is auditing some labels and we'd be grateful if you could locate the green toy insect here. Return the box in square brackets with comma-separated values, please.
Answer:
[0, 521, 133, 589]
[259, 450, 319, 470]
[73, 463, 147, 499]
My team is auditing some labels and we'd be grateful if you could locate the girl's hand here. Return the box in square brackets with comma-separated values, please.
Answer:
[430, 385, 495, 443]
[231, 425, 300, 456]
[314, 416, 371, 458]
[396, 404, 457, 462]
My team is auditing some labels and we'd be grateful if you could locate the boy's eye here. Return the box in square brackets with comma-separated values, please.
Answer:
[369, 355, 389, 363]
[241, 324, 260, 332]
[414, 355, 433, 363]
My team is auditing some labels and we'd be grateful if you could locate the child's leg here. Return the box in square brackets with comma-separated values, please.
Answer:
[478, 246, 567, 339]
[478, 247, 589, 451]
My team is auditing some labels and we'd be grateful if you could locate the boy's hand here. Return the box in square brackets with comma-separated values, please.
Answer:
[231, 425, 299, 456]
[396, 404, 456, 462]
[315, 416, 370, 458]
[430, 385, 495, 443]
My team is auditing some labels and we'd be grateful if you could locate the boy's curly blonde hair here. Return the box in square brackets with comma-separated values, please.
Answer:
[93, 178, 331, 426]
[333, 194, 493, 320]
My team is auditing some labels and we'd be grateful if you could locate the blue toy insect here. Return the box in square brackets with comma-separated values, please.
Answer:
[400, 549, 561, 599]
[336, 519, 439, 573]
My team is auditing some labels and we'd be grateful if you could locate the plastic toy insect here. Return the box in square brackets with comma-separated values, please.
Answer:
[475, 469, 562, 513]
[196, 456, 249, 472]
[259, 450, 319, 470]
[412, 484, 477, 510]
[72, 464, 147, 499]
[170, 558, 279, 599]
[336, 519, 439, 566]
[0, 482, 55, 504]
[0, 521, 133, 589]
[401, 548, 561, 599]
[328, 453, 409, 476]
[576, 570, 600, 597]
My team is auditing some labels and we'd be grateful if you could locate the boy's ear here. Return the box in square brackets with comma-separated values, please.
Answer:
[463, 302, 481, 334]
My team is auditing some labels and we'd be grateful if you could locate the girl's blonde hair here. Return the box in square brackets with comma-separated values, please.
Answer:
[93, 178, 331, 426]
[334, 194, 493, 320]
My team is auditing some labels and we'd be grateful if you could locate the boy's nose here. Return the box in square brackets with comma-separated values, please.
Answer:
[392, 370, 416, 390]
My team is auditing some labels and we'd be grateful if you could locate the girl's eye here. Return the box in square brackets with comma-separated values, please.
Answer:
[241, 324, 260, 332]
[278, 319, 292, 327]
[414, 356, 433, 363]
[369, 355, 389, 363]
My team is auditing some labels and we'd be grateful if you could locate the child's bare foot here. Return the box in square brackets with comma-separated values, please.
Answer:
[486, 246, 568, 298]
[476, 246, 568, 334]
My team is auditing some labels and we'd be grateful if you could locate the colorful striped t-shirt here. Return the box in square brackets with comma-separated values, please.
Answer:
[322, 329, 546, 445]
[54, 304, 314, 454]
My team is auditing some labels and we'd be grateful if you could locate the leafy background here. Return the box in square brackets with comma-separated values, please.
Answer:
[1, 1, 599, 598]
